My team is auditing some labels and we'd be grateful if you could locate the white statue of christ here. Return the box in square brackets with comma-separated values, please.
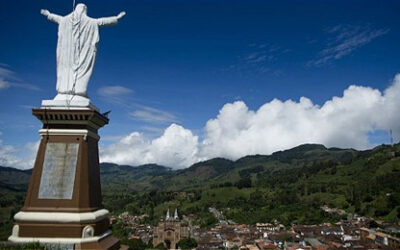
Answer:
[41, 4, 125, 102]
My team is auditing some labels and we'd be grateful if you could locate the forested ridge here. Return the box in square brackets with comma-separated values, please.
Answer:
[1, 143, 400, 239]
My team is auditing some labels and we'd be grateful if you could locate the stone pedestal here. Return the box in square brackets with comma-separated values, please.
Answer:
[8, 108, 121, 250]
[41, 94, 99, 111]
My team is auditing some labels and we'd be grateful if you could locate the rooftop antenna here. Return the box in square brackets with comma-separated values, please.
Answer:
[390, 129, 394, 147]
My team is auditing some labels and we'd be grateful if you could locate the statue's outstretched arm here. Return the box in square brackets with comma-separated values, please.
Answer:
[40, 9, 62, 24]
[96, 11, 126, 27]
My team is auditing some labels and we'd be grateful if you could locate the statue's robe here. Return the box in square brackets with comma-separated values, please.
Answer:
[46, 8, 118, 97]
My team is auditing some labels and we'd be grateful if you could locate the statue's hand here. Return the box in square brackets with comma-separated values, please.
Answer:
[117, 11, 126, 19]
[40, 9, 50, 16]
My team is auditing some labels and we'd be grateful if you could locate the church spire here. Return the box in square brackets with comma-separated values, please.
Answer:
[166, 209, 170, 221]
[174, 208, 179, 220]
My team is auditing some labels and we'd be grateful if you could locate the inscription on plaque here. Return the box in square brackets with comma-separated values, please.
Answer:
[38, 143, 79, 199]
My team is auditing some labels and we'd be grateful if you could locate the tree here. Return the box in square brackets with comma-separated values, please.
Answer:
[126, 238, 148, 250]
[235, 177, 252, 189]
[369, 220, 379, 228]
[111, 221, 129, 240]
[177, 238, 198, 249]
[374, 194, 390, 216]
[155, 243, 167, 249]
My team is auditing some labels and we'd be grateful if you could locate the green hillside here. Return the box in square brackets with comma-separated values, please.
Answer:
[100, 163, 172, 191]
[0, 167, 30, 240]
[100, 143, 400, 227]
[1, 143, 400, 240]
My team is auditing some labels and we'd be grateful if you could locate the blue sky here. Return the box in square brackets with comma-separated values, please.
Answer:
[1, 0, 400, 168]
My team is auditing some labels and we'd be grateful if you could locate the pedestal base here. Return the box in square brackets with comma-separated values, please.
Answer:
[8, 108, 118, 249]
[9, 209, 110, 238]
[76, 235, 123, 250]
[9, 231, 121, 250]
[9, 228, 112, 245]
[42, 94, 99, 111]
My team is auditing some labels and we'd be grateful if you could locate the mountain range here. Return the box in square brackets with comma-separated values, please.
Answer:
[1, 143, 400, 240]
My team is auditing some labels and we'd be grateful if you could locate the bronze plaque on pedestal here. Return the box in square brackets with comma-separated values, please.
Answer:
[38, 143, 79, 199]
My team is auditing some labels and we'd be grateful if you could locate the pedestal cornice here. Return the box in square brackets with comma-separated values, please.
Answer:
[32, 108, 109, 131]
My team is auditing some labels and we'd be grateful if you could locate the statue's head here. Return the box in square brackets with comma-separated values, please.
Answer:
[74, 3, 87, 15]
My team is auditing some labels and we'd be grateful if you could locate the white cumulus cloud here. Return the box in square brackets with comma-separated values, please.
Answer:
[100, 73, 400, 169]
[0, 132, 39, 169]
[101, 124, 198, 168]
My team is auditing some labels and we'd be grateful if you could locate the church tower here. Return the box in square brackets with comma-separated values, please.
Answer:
[153, 208, 189, 249]
[174, 208, 179, 220]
